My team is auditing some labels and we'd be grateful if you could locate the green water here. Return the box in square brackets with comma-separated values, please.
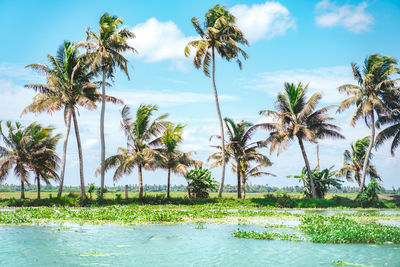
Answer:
[0, 224, 399, 266]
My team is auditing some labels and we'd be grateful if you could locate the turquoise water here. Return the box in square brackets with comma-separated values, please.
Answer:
[0, 224, 399, 266]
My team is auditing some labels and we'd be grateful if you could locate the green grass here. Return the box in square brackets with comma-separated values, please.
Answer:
[300, 215, 400, 244]
[1, 191, 397, 209]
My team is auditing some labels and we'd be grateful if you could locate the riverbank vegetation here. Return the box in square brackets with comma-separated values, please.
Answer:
[0, 191, 398, 208]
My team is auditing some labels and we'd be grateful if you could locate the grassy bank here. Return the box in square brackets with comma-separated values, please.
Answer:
[0, 192, 398, 209]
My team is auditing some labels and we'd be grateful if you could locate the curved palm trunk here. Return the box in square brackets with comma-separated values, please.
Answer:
[100, 71, 106, 197]
[72, 109, 86, 199]
[36, 173, 41, 199]
[57, 112, 72, 198]
[359, 110, 375, 193]
[298, 137, 317, 198]
[167, 168, 171, 198]
[138, 163, 143, 198]
[236, 159, 241, 199]
[20, 180, 25, 199]
[211, 47, 226, 198]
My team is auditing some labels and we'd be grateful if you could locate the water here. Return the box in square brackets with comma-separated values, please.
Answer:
[1, 224, 399, 267]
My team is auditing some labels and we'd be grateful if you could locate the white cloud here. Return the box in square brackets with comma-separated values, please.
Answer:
[112, 90, 237, 108]
[230, 1, 295, 43]
[0, 63, 42, 81]
[238, 65, 354, 103]
[82, 138, 99, 150]
[128, 18, 196, 64]
[315, 0, 373, 33]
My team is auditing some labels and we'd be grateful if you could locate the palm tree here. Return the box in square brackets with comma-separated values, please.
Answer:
[185, 4, 249, 197]
[80, 13, 136, 197]
[99, 105, 168, 198]
[337, 137, 380, 187]
[25, 124, 61, 199]
[156, 123, 198, 198]
[209, 118, 271, 198]
[23, 41, 120, 199]
[260, 82, 344, 198]
[233, 154, 275, 199]
[0, 121, 32, 198]
[337, 54, 398, 192]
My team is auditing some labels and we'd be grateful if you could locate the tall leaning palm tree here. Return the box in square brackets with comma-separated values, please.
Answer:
[337, 54, 398, 192]
[156, 123, 198, 198]
[100, 105, 168, 198]
[185, 5, 249, 197]
[23, 41, 119, 199]
[209, 118, 270, 198]
[0, 121, 32, 199]
[26, 124, 61, 199]
[260, 82, 344, 198]
[80, 13, 136, 197]
[337, 136, 379, 186]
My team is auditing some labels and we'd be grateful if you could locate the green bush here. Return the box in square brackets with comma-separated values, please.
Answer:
[186, 167, 218, 198]
[357, 178, 382, 207]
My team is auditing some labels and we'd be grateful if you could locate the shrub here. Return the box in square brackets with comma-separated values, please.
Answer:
[356, 178, 382, 207]
[186, 167, 218, 198]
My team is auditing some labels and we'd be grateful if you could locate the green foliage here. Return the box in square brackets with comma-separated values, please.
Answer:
[88, 184, 95, 199]
[300, 215, 400, 244]
[289, 166, 343, 199]
[186, 167, 218, 198]
[233, 229, 302, 241]
[356, 179, 382, 207]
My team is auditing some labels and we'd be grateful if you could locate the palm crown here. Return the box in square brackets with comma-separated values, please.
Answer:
[184, 4, 248, 76]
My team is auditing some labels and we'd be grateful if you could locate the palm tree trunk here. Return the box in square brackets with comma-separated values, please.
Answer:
[36, 173, 41, 199]
[359, 109, 375, 193]
[242, 174, 246, 199]
[138, 164, 143, 198]
[298, 137, 317, 198]
[167, 168, 171, 198]
[211, 47, 226, 198]
[71, 109, 86, 199]
[100, 71, 106, 197]
[57, 112, 72, 198]
[316, 143, 320, 172]
[20, 180, 25, 199]
[236, 159, 241, 199]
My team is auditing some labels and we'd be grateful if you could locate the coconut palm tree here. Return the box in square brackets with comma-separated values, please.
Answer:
[337, 54, 398, 192]
[99, 104, 168, 198]
[208, 118, 273, 198]
[156, 123, 198, 198]
[23, 41, 120, 199]
[0, 121, 32, 198]
[25, 124, 61, 199]
[185, 4, 249, 197]
[260, 82, 344, 198]
[337, 137, 380, 187]
[80, 13, 136, 197]
[233, 153, 275, 199]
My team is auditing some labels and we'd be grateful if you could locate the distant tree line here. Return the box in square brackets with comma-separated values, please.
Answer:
[1, 184, 399, 194]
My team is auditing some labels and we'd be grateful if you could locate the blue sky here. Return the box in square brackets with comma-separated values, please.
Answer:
[1, 0, 400, 189]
